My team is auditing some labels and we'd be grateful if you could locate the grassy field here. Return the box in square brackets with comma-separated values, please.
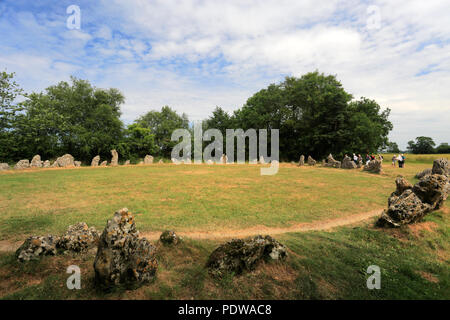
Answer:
[0, 154, 448, 299]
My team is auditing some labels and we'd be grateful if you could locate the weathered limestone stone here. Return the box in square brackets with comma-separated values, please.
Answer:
[74, 161, 81, 167]
[124, 160, 130, 165]
[30, 155, 43, 168]
[56, 154, 75, 167]
[432, 158, 449, 177]
[298, 155, 305, 166]
[16, 235, 59, 262]
[56, 222, 99, 253]
[100, 161, 107, 166]
[159, 230, 182, 246]
[139, 160, 144, 165]
[341, 155, 356, 169]
[377, 160, 449, 227]
[51, 160, 59, 168]
[43, 160, 50, 168]
[158, 159, 163, 164]
[91, 155, 100, 167]
[378, 190, 432, 228]
[14, 159, 30, 170]
[144, 155, 154, 164]
[415, 168, 432, 179]
[110, 149, 119, 166]
[363, 159, 383, 174]
[323, 154, 341, 168]
[206, 235, 287, 277]
[0, 163, 10, 171]
[307, 156, 316, 166]
[259, 155, 265, 164]
[412, 174, 448, 210]
[94, 208, 158, 289]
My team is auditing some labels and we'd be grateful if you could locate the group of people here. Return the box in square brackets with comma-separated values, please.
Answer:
[346, 153, 384, 165]
[392, 154, 406, 168]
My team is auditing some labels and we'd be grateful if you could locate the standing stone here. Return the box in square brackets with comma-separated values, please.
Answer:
[30, 155, 43, 168]
[74, 161, 81, 167]
[139, 160, 144, 165]
[111, 149, 119, 166]
[307, 156, 316, 166]
[94, 208, 158, 289]
[124, 160, 130, 165]
[50, 160, 59, 168]
[323, 154, 341, 168]
[363, 159, 383, 174]
[432, 158, 449, 177]
[43, 160, 50, 168]
[259, 155, 265, 164]
[0, 163, 10, 171]
[206, 159, 213, 165]
[144, 155, 154, 164]
[298, 155, 305, 166]
[56, 154, 75, 167]
[100, 161, 107, 166]
[341, 155, 357, 169]
[158, 159, 163, 164]
[14, 159, 30, 170]
[220, 154, 228, 164]
[91, 155, 100, 167]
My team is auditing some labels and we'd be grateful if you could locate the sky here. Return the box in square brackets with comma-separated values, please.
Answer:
[0, 0, 449, 150]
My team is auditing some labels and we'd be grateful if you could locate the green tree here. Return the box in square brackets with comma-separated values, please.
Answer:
[385, 141, 401, 153]
[18, 77, 125, 162]
[434, 142, 450, 154]
[231, 71, 392, 160]
[136, 106, 189, 158]
[0, 71, 23, 162]
[117, 123, 157, 162]
[407, 136, 436, 154]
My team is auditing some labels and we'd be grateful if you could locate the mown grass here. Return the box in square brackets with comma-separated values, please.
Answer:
[0, 204, 448, 300]
[0, 160, 437, 240]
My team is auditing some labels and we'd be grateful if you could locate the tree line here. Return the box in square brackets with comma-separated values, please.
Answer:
[1, 70, 413, 164]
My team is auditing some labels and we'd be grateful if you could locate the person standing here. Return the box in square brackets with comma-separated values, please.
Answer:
[392, 155, 396, 167]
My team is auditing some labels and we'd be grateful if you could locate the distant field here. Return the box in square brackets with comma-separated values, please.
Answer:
[0, 158, 441, 241]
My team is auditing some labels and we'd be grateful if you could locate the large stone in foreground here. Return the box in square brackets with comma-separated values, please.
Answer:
[56, 222, 99, 253]
[94, 208, 158, 289]
[206, 235, 287, 277]
[16, 235, 59, 262]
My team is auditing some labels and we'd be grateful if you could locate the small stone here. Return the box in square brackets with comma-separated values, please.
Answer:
[307, 156, 316, 166]
[0, 163, 10, 171]
[298, 155, 305, 166]
[124, 160, 130, 165]
[144, 155, 154, 164]
[16, 235, 59, 262]
[159, 230, 182, 245]
[432, 158, 449, 177]
[341, 155, 356, 169]
[56, 154, 75, 167]
[56, 222, 99, 253]
[43, 160, 50, 168]
[74, 161, 81, 167]
[100, 161, 107, 166]
[30, 155, 43, 168]
[363, 159, 383, 174]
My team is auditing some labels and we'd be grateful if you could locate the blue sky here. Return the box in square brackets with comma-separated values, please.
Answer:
[1, 0, 449, 149]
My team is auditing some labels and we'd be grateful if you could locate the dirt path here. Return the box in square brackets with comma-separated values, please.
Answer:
[140, 209, 383, 241]
[0, 210, 382, 252]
